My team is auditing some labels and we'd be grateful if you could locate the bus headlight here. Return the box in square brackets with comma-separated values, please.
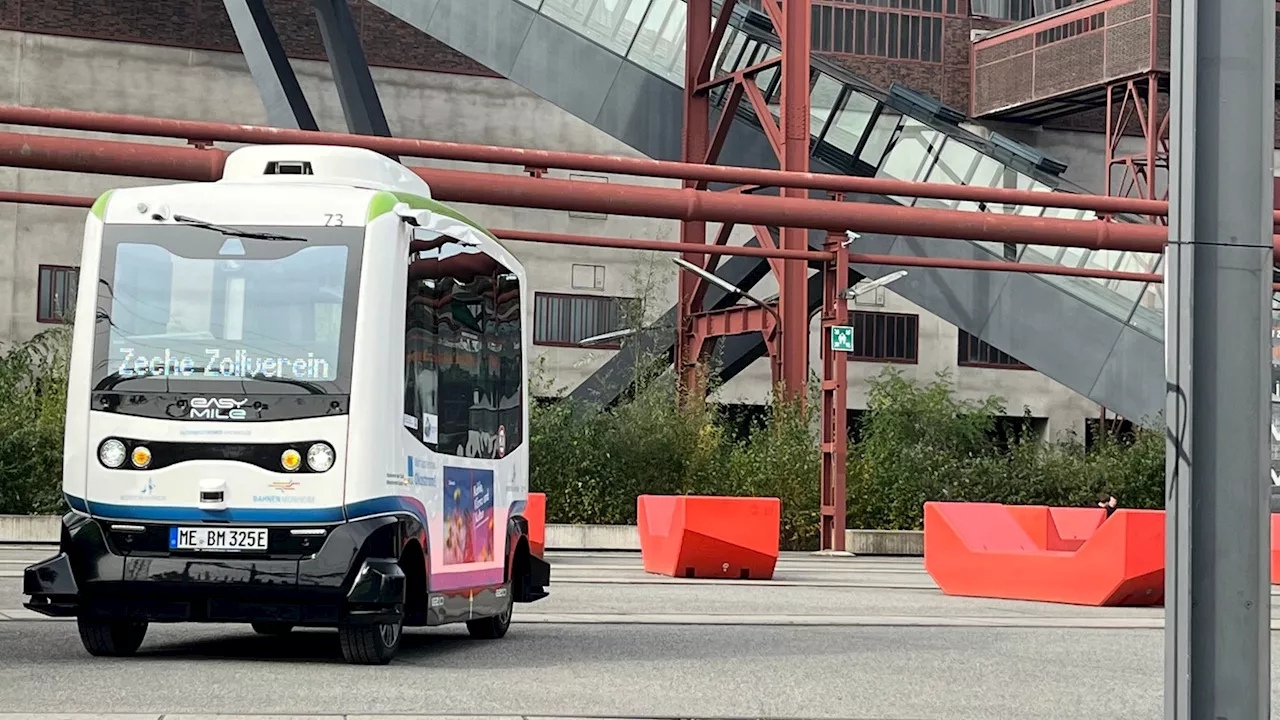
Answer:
[99, 439, 126, 469]
[307, 443, 335, 473]
[130, 445, 152, 469]
[281, 449, 302, 472]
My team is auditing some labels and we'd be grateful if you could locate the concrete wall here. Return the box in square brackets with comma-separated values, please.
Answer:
[0, 29, 1099, 431]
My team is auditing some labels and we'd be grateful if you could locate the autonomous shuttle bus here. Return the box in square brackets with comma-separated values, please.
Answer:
[23, 145, 550, 664]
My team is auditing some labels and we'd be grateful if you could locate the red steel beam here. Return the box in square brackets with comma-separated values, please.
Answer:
[415, 166, 1175, 252]
[847, 252, 1161, 283]
[678, 0, 716, 401]
[0, 104, 1253, 220]
[0, 130, 1194, 254]
[0, 189, 832, 261]
[0, 190, 99, 208]
[496, 229, 830, 261]
[5, 187, 1279, 291]
[777, 0, 812, 401]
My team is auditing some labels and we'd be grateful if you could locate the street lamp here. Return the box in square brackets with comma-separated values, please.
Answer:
[578, 327, 640, 346]
[842, 230, 908, 299]
[672, 257, 780, 323]
[842, 270, 908, 300]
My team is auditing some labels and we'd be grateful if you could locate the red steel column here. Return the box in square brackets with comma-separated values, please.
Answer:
[779, 0, 812, 402]
[677, 0, 714, 401]
[819, 229, 849, 552]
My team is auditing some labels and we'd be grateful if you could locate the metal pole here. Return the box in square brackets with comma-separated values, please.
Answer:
[778, 0, 812, 402]
[677, 0, 713, 402]
[819, 229, 849, 552]
[1164, 0, 1274, 715]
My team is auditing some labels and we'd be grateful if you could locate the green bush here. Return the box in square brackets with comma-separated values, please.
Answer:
[845, 367, 1165, 531]
[0, 320, 1165, 551]
[0, 327, 71, 515]
[530, 364, 1164, 548]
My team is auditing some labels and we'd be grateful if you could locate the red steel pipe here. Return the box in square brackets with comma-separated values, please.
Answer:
[0, 130, 1184, 253]
[847, 252, 1161, 283]
[0, 190, 99, 208]
[0, 103, 1234, 220]
[490, 229, 832, 261]
[0, 189, 832, 261]
[5, 187, 1279, 290]
[411, 164, 1174, 252]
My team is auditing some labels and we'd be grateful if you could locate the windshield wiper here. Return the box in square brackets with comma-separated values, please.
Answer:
[242, 375, 326, 395]
[158, 213, 308, 243]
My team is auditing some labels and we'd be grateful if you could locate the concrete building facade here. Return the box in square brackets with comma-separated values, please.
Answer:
[0, 0, 1110, 440]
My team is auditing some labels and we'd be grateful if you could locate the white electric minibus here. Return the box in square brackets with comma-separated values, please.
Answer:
[23, 144, 549, 664]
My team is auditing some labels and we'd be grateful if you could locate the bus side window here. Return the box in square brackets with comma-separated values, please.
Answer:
[405, 249, 438, 447]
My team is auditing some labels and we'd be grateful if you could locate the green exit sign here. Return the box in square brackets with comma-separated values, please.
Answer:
[830, 325, 854, 352]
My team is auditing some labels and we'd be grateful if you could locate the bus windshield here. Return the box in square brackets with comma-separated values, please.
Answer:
[91, 224, 364, 395]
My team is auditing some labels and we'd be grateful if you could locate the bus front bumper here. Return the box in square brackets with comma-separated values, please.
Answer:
[23, 514, 405, 626]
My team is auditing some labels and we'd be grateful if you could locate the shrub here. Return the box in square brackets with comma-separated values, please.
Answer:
[0, 327, 71, 515]
[0, 318, 1165, 551]
[845, 367, 1166, 530]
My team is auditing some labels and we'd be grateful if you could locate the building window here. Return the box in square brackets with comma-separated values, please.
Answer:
[957, 330, 1030, 369]
[811, 1, 943, 61]
[37, 265, 78, 323]
[849, 310, 918, 363]
[1033, 12, 1104, 47]
[533, 292, 628, 348]
[571, 264, 606, 291]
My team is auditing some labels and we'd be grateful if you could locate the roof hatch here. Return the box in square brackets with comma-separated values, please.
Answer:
[220, 144, 433, 197]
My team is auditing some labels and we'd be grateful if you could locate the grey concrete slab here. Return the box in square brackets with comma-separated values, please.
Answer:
[427, 0, 536, 78]
[978, 271, 1128, 409]
[594, 60, 684, 162]
[1088, 323, 1166, 424]
[508, 16, 624, 130]
[368, 0, 440, 30]
[881, 234, 1015, 337]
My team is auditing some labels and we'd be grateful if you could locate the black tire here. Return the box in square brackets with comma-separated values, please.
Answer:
[338, 619, 403, 665]
[466, 587, 512, 640]
[251, 622, 294, 636]
[77, 617, 148, 657]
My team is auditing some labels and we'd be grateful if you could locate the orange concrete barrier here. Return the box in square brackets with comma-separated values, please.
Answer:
[924, 502, 1165, 606]
[637, 495, 780, 579]
[525, 492, 546, 558]
[1271, 514, 1280, 585]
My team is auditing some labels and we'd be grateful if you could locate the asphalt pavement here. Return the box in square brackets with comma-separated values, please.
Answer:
[1, 545, 1278, 719]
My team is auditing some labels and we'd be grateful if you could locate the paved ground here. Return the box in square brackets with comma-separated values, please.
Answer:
[1, 544, 1279, 719]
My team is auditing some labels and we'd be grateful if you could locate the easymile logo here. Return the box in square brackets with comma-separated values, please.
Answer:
[189, 397, 250, 421]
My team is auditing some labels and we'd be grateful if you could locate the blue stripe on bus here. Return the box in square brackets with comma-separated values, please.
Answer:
[78, 498, 347, 524]
[66, 494, 520, 530]
[345, 495, 429, 527]
[66, 494, 430, 527]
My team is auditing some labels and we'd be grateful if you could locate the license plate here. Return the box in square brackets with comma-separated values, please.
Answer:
[169, 526, 269, 551]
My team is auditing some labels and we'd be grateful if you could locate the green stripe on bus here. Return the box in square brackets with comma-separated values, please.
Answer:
[365, 190, 500, 243]
[91, 189, 115, 220]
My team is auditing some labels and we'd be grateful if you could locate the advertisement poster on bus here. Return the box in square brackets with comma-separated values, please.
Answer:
[443, 466, 495, 565]
[1271, 317, 1280, 484]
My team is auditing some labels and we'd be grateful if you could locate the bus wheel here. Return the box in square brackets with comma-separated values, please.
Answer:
[251, 622, 294, 636]
[77, 617, 148, 657]
[338, 618, 403, 665]
[466, 587, 512, 640]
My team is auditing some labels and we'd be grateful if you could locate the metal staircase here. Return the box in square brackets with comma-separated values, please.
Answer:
[371, 0, 1168, 422]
